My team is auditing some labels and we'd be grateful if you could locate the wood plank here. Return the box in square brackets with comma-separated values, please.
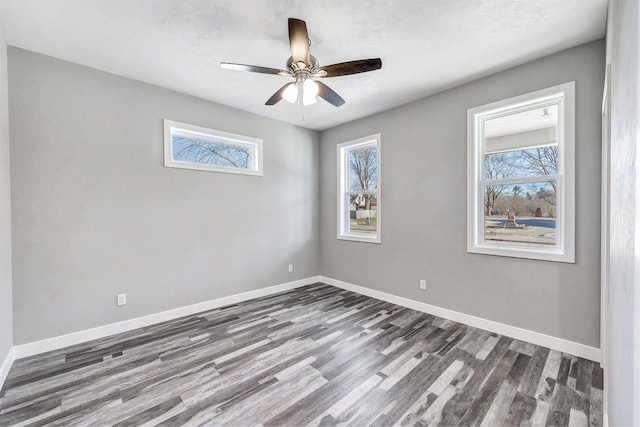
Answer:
[519, 345, 550, 396]
[502, 391, 536, 426]
[456, 348, 519, 426]
[479, 353, 530, 426]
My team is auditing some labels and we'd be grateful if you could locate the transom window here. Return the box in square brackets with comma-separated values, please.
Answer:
[164, 120, 263, 176]
[467, 82, 575, 262]
[337, 134, 381, 243]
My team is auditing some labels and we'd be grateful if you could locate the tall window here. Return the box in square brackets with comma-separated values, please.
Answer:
[467, 82, 575, 262]
[337, 134, 381, 243]
[164, 120, 263, 176]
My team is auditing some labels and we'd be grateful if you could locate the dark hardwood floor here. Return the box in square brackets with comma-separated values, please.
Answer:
[0, 283, 603, 426]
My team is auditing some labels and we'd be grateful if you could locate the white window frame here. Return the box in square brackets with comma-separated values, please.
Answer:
[337, 134, 382, 243]
[164, 119, 263, 176]
[467, 82, 575, 263]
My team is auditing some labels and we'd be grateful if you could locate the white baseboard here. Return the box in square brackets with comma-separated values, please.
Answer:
[13, 276, 321, 359]
[320, 276, 601, 363]
[11, 274, 600, 363]
[0, 346, 15, 390]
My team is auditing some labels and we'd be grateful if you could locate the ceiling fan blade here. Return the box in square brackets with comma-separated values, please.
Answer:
[316, 81, 345, 107]
[318, 58, 382, 77]
[265, 82, 295, 105]
[288, 18, 310, 67]
[220, 62, 290, 76]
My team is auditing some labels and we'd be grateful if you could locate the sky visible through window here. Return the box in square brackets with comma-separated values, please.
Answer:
[484, 146, 558, 180]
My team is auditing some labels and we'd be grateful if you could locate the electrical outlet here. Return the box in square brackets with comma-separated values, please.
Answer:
[288, 264, 294, 273]
[419, 279, 427, 290]
[117, 293, 127, 306]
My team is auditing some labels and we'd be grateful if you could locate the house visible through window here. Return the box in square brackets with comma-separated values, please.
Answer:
[467, 82, 575, 262]
[337, 134, 381, 243]
[164, 120, 263, 176]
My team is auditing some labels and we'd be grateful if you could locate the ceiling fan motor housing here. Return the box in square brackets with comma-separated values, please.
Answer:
[287, 55, 320, 84]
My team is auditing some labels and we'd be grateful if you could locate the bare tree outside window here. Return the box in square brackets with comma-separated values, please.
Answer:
[349, 146, 377, 212]
[483, 152, 513, 216]
[519, 146, 559, 194]
[484, 145, 559, 216]
[173, 136, 251, 169]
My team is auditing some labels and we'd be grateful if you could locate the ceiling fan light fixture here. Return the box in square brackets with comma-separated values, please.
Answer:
[302, 79, 319, 105]
[303, 79, 319, 96]
[282, 84, 299, 103]
[303, 92, 317, 105]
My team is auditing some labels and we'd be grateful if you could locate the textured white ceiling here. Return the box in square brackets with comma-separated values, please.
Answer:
[0, 0, 607, 130]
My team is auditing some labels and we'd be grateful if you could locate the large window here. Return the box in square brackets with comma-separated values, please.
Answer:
[337, 134, 381, 243]
[164, 120, 263, 176]
[467, 82, 575, 262]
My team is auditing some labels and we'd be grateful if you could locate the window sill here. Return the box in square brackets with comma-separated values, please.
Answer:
[468, 243, 574, 263]
[338, 233, 381, 244]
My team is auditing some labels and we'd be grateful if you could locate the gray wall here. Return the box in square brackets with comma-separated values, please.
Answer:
[8, 48, 319, 344]
[6, 40, 605, 353]
[0, 23, 13, 364]
[606, 0, 640, 424]
[319, 40, 604, 347]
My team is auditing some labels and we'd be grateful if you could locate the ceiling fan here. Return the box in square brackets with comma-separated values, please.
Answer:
[220, 18, 382, 107]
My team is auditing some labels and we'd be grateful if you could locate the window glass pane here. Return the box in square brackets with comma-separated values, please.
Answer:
[338, 134, 381, 243]
[172, 133, 253, 169]
[484, 104, 558, 143]
[484, 146, 559, 180]
[484, 181, 557, 246]
[348, 193, 378, 235]
[347, 145, 378, 191]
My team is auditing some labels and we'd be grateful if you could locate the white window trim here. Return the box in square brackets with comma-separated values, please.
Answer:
[337, 134, 382, 244]
[164, 119, 263, 176]
[467, 82, 575, 263]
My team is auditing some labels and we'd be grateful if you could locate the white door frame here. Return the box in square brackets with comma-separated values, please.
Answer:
[601, 63, 611, 424]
